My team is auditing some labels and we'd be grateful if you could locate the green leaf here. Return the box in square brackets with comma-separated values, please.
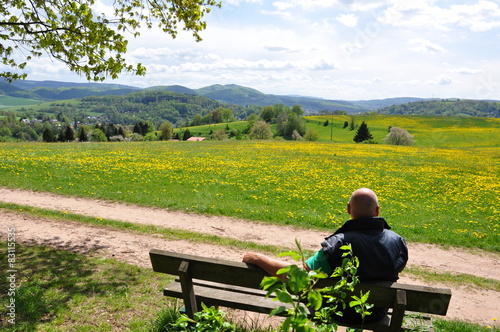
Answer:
[287, 266, 309, 293]
[361, 290, 371, 302]
[270, 305, 287, 316]
[276, 290, 294, 303]
[307, 290, 323, 310]
[261, 276, 280, 290]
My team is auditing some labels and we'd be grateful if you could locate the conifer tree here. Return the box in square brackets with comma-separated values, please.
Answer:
[353, 121, 373, 143]
[42, 128, 55, 142]
[64, 125, 75, 142]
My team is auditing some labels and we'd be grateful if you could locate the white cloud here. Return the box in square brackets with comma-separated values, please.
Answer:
[430, 75, 453, 86]
[408, 39, 446, 54]
[379, 0, 500, 32]
[226, 0, 262, 5]
[450, 1, 500, 32]
[452, 67, 483, 75]
[336, 14, 358, 27]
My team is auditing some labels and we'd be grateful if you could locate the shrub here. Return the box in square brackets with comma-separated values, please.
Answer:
[292, 129, 303, 141]
[90, 129, 108, 142]
[304, 128, 318, 141]
[212, 129, 228, 141]
[249, 121, 273, 139]
[383, 127, 415, 146]
[143, 132, 158, 141]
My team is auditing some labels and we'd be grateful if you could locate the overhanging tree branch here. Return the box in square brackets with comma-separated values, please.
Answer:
[0, 0, 221, 82]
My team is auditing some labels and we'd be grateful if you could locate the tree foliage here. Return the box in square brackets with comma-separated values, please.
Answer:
[90, 128, 107, 142]
[159, 121, 173, 140]
[378, 99, 500, 117]
[0, 0, 220, 82]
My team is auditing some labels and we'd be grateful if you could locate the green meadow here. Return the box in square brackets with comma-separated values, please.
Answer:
[184, 114, 500, 148]
[0, 115, 499, 252]
[0, 95, 42, 108]
[306, 115, 500, 147]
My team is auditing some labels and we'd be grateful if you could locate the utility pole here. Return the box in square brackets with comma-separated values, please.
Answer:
[330, 112, 334, 141]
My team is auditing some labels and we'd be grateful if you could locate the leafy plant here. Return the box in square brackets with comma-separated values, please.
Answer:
[260, 240, 373, 332]
[170, 303, 238, 332]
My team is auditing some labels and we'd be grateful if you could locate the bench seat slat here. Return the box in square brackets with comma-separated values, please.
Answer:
[164, 280, 292, 314]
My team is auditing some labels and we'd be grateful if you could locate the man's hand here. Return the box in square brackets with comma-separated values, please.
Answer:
[242, 252, 266, 265]
[242, 252, 291, 281]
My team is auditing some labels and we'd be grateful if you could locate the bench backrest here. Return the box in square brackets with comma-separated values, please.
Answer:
[149, 249, 451, 316]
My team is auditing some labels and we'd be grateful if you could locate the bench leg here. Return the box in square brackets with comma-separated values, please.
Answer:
[178, 260, 198, 319]
[388, 289, 407, 332]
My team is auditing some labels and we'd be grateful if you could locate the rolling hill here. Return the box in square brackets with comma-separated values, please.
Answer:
[2, 80, 500, 117]
[1, 80, 421, 113]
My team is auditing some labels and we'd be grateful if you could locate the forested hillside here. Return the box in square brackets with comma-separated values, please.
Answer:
[378, 99, 500, 117]
[10, 90, 258, 126]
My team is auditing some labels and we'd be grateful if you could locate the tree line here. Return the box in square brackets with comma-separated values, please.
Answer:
[378, 99, 500, 117]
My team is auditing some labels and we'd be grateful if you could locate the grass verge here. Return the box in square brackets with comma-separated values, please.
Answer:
[0, 202, 287, 255]
[0, 241, 171, 331]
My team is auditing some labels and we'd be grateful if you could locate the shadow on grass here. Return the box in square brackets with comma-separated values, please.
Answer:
[0, 239, 129, 331]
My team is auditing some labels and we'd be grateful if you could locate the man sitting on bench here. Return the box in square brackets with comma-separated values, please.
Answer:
[243, 188, 408, 329]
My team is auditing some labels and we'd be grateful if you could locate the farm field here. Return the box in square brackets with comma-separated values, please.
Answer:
[0, 138, 498, 252]
[0, 95, 41, 108]
[187, 115, 500, 148]
[306, 115, 500, 147]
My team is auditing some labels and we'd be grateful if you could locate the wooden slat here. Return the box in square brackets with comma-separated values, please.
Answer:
[164, 280, 293, 315]
[150, 249, 268, 288]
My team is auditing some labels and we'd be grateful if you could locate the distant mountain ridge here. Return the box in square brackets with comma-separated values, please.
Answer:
[1, 80, 499, 117]
[0, 80, 425, 112]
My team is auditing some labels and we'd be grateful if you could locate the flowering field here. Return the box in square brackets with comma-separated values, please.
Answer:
[307, 115, 500, 147]
[0, 140, 498, 251]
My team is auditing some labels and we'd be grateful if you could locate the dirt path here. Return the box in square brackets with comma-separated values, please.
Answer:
[0, 188, 499, 327]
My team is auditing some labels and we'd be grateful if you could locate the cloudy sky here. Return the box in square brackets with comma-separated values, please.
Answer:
[23, 0, 500, 101]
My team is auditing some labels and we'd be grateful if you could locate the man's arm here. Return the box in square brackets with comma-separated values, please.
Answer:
[242, 252, 291, 282]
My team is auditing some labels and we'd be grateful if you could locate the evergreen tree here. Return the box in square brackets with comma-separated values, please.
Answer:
[349, 116, 356, 131]
[78, 127, 88, 142]
[183, 128, 192, 141]
[353, 121, 373, 143]
[105, 123, 118, 139]
[42, 128, 55, 142]
[64, 125, 75, 142]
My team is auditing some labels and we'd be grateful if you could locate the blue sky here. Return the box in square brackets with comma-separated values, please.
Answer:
[22, 0, 500, 101]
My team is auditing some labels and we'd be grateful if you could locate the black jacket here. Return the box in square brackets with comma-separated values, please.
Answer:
[321, 217, 408, 324]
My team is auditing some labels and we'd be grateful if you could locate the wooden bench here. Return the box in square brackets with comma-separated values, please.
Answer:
[149, 249, 452, 332]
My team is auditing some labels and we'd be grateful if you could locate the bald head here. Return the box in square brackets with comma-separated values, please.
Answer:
[347, 188, 380, 219]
